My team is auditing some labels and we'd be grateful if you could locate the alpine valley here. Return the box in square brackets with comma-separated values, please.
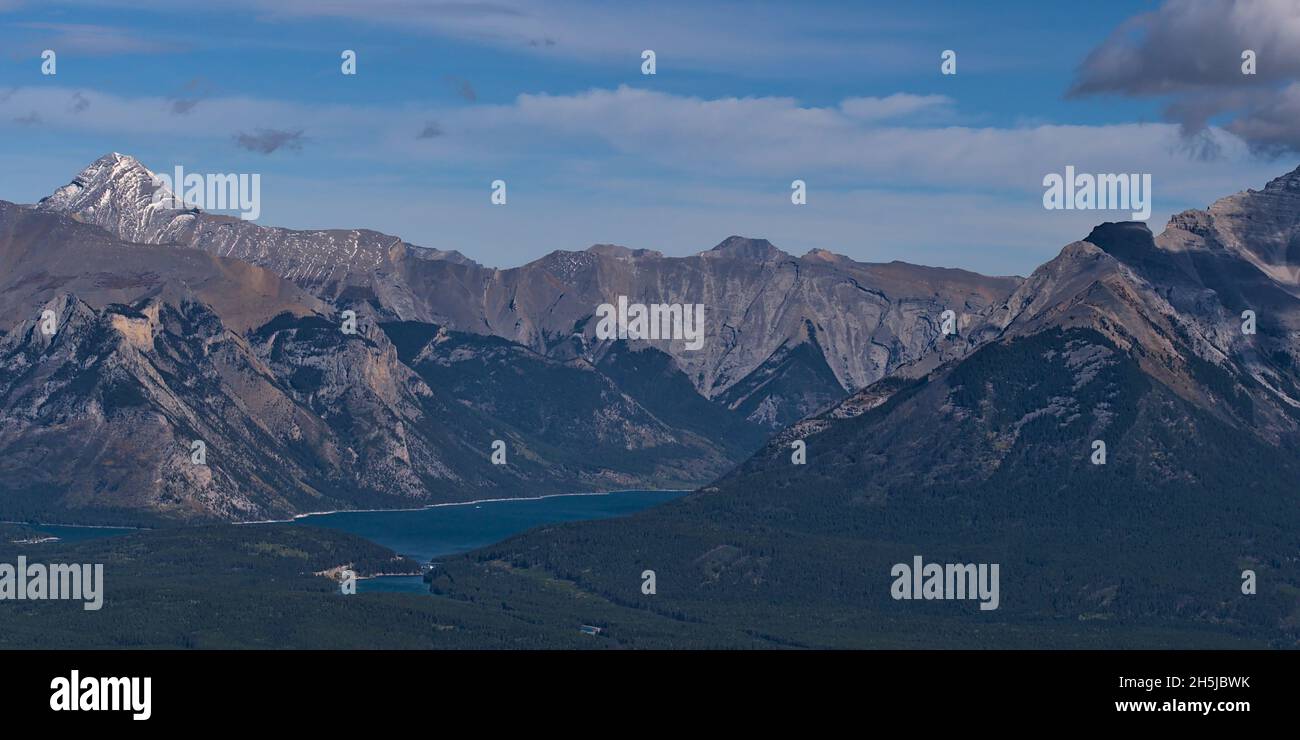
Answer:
[2, 153, 1016, 523]
[2, 154, 1299, 648]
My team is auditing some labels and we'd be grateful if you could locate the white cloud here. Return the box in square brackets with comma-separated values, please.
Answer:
[2, 83, 1283, 195]
[446, 86, 1281, 200]
[1, 83, 1292, 274]
[839, 94, 953, 122]
[1071, 0, 1300, 154]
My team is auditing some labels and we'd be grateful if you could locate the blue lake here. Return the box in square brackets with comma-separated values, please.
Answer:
[28, 524, 137, 542]
[286, 490, 688, 593]
[22, 490, 688, 595]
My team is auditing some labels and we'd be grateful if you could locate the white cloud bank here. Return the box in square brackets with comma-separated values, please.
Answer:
[0, 83, 1293, 273]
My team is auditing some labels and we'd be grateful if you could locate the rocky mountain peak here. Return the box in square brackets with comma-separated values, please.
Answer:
[967, 237, 1134, 353]
[32, 293, 98, 345]
[1161, 208, 1216, 242]
[1262, 163, 1300, 193]
[801, 247, 846, 263]
[585, 243, 664, 260]
[40, 152, 165, 207]
[1154, 164, 1300, 287]
[37, 152, 188, 243]
[1032, 239, 1115, 280]
[705, 235, 787, 261]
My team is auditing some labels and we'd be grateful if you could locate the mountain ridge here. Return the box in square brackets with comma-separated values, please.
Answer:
[35, 154, 1022, 417]
[413, 163, 1300, 648]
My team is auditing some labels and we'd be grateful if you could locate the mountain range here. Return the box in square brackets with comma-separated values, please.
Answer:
[1, 153, 1013, 522]
[37, 154, 1020, 420]
[421, 166, 1300, 647]
[3, 153, 1299, 645]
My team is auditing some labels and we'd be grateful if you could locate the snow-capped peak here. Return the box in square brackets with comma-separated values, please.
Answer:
[37, 152, 192, 244]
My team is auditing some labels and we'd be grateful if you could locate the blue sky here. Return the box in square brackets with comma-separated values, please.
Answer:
[1, 0, 1297, 274]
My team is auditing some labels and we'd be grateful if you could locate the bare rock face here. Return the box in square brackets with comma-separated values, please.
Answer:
[1149, 173, 1300, 427]
[413, 237, 1020, 407]
[0, 293, 337, 521]
[1162, 165, 1300, 290]
[246, 313, 464, 501]
[395, 323, 755, 488]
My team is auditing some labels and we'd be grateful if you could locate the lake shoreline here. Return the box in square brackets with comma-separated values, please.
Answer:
[3, 489, 690, 531]
[9, 490, 692, 563]
[2, 520, 144, 531]
[291, 488, 691, 572]
[238, 488, 694, 526]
